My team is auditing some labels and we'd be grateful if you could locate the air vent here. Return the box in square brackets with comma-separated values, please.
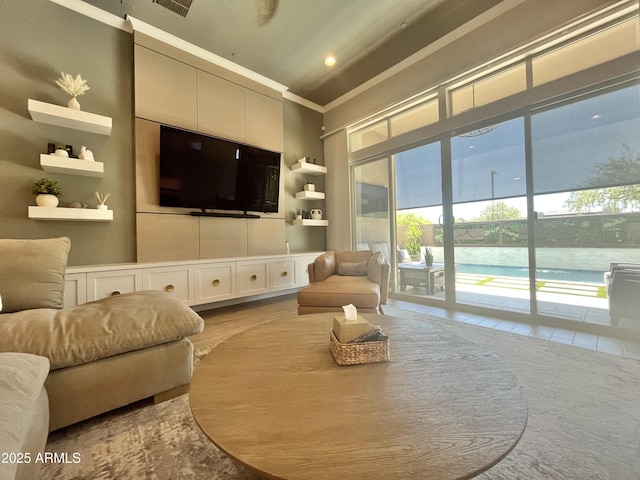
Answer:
[152, 0, 193, 18]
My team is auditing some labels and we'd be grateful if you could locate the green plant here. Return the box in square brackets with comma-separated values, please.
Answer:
[31, 177, 63, 196]
[404, 224, 423, 256]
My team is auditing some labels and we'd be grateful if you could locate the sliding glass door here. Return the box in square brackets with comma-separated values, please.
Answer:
[531, 84, 640, 327]
[450, 118, 531, 314]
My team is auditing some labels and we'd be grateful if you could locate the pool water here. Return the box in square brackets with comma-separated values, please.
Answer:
[456, 264, 604, 285]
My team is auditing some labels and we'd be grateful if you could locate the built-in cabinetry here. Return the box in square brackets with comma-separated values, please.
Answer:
[291, 159, 329, 227]
[27, 99, 113, 222]
[64, 252, 322, 309]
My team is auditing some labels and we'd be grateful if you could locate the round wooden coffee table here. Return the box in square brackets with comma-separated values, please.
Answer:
[190, 313, 528, 480]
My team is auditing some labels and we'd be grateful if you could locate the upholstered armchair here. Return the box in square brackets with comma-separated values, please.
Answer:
[297, 250, 389, 315]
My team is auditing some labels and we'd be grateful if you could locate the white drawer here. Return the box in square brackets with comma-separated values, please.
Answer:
[195, 262, 236, 304]
[143, 266, 194, 304]
[87, 269, 143, 301]
[271, 259, 296, 291]
[295, 255, 318, 287]
[237, 260, 270, 297]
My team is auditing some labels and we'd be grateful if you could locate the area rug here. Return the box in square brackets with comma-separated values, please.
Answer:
[41, 309, 640, 479]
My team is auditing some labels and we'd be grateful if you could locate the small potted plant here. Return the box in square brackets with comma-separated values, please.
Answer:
[31, 177, 63, 207]
[423, 246, 434, 267]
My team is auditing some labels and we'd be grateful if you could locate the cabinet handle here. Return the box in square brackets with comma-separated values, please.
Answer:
[251, 274, 257, 281]
[111, 291, 121, 296]
[212, 279, 220, 286]
[281, 271, 288, 277]
[165, 284, 175, 292]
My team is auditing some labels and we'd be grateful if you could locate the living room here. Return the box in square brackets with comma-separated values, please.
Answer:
[1, 0, 640, 478]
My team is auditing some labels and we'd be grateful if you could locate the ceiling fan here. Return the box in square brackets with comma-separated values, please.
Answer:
[152, 0, 280, 25]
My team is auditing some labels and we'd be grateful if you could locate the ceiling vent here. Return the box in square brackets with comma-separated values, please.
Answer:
[152, 0, 193, 18]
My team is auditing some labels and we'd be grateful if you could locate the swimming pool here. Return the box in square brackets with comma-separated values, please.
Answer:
[455, 264, 604, 284]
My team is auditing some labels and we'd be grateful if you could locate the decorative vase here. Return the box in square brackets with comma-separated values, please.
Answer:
[35, 194, 59, 207]
[68, 97, 80, 110]
[97, 204, 108, 210]
[310, 208, 322, 220]
[425, 255, 434, 267]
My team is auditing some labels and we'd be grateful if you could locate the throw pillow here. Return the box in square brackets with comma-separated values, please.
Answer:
[0, 237, 70, 313]
[367, 252, 383, 284]
[337, 261, 367, 276]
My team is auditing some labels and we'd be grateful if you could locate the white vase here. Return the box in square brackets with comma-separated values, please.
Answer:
[68, 97, 80, 110]
[35, 194, 59, 207]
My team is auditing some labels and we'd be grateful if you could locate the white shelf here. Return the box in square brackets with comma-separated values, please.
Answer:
[28, 99, 112, 136]
[40, 154, 104, 177]
[291, 161, 327, 176]
[28, 206, 113, 222]
[295, 191, 325, 200]
[293, 219, 328, 227]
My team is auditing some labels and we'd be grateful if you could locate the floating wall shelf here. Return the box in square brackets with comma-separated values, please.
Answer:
[295, 191, 325, 200]
[28, 206, 113, 222]
[293, 219, 328, 227]
[40, 154, 104, 177]
[291, 161, 327, 176]
[28, 99, 112, 135]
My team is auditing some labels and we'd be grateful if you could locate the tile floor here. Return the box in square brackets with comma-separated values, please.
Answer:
[387, 297, 640, 360]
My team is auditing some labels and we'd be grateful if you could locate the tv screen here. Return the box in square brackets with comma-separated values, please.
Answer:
[159, 126, 281, 216]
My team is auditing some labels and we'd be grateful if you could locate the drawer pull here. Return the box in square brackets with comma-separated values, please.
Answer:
[165, 284, 175, 292]
[251, 274, 257, 281]
[281, 271, 288, 277]
[111, 291, 121, 296]
[212, 279, 220, 286]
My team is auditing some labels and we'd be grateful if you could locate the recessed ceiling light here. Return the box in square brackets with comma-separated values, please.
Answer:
[324, 56, 336, 66]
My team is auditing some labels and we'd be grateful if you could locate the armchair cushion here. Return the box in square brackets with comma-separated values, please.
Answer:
[312, 252, 336, 282]
[337, 261, 367, 276]
[0, 237, 70, 313]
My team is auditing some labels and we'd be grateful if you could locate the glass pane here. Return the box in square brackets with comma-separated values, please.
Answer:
[451, 118, 527, 203]
[395, 142, 442, 209]
[533, 19, 638, 87]
[390, 99, 439, 137]
[532, 85, 640, 195]
[349, 121, 388, 152]
[353, 158, 391, 262]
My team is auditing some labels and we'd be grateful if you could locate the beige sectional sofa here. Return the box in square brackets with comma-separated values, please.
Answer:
[0, 237, 204, 434]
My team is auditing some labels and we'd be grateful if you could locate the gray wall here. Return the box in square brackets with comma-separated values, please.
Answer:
[0, 0, 135, 265]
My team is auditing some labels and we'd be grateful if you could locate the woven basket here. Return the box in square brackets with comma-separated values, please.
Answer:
[329, 330, 390, 366]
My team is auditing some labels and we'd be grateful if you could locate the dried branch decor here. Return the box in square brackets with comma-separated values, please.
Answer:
[55, 72, 90, 98]
[95, 192, 111, 206]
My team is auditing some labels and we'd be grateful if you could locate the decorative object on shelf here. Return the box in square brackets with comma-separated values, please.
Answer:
[32, 177, 63, 207]
[295, 212, 302, 220]
[285, 241, 290, 254]
[69, 201, 88, 209]
[310, 208, 323, 220]
[304, 182, 315, 192]
[94, 191, 111, 210]
[54, 147, 69, 157]
[299, 156, 308, 163]
[55, 72, 90, 110]
[78, 146, 95, 161]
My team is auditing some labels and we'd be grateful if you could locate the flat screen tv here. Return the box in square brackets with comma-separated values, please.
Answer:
[159, 125, 281, 217]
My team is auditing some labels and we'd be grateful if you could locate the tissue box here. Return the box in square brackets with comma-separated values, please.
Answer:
[332, 315, 372, 343]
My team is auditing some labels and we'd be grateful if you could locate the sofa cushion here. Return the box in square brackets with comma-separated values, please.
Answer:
[337, 261, 367, 276]
[0, 290, 204, 370]
[0, 237, 70, 313]
[297, 275, 380, 309]
[0, 352, 50, 480]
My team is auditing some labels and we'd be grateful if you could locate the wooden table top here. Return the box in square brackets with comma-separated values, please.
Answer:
[189, 313, 528, 480]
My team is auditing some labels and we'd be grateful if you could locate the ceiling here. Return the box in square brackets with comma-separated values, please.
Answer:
[80, 0, 503, 106]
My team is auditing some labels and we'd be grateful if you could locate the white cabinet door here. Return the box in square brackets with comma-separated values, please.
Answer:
[87, 269, 143, 301]
[195, 262, 236, 304]
[64, 273, 87, 307]
[143, 266, 194, 305]
[271, 259, 296, 291]
[237, 260, 270, 297]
